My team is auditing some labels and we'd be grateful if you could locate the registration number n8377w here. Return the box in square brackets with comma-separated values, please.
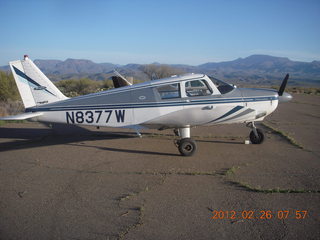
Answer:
[65, 110, 125, 124]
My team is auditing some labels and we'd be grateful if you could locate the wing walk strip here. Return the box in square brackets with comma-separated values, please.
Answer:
[26, 96, 277, 112]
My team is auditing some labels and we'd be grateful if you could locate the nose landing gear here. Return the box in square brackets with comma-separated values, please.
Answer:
[174, 126, 197, 156]
[247, 122, 264, 144]
[177, 138, 197, 156]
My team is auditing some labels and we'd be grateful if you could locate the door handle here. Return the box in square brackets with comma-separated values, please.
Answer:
[202, 105, 213, 110]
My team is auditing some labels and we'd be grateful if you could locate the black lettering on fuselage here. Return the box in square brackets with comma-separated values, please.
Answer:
[115, 110, 125, 122]
[65, 109, 126, 124]
[95, 110, 102, 123]
[76, 111, 84, 123]
[85, 111, 94, 123]
[66, 112, 75, 124]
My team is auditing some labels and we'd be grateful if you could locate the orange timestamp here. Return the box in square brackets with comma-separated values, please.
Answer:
[210, 210, 308, 220]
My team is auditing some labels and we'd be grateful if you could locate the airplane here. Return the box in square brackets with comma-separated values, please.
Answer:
[0, 55, 292, 156]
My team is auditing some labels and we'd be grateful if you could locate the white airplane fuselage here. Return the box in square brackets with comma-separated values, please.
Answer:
[27, 74, 279, 130]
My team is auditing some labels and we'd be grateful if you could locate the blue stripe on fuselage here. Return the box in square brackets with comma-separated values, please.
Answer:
[210, 106, 244, 122]
[25, 96, 277, 112]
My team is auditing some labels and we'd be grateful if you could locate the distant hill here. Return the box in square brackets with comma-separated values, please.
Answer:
[34, 59, 118, 74]
[197, 55, 320, 86]
[1, 55, 320, 86]
[199, 55, 320, 76]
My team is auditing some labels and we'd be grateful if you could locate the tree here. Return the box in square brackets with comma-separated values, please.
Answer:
[142, 64, 185, 80]
[0, 71, 20, 101]
[55, 78, 106, 97]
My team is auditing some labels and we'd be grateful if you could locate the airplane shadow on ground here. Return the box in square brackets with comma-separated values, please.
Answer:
[0, 123, 179, 156]
[67, 143, 179, 157]
[197, 139, 244, 145]
[0, 123, 243, 156]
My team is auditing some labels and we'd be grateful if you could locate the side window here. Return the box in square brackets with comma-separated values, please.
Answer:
[155, 83, 180, 99]
[185, 80, 212, 97]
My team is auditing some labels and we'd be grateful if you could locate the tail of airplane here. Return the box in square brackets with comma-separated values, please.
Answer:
[9, 55, 68, 109]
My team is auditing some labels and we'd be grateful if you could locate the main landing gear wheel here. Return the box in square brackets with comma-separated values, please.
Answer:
[249, 128, 264, 144]
[178, 138, 197, 156]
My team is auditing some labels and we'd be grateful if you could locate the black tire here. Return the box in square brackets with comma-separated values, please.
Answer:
[178, 138, 197, 156]
[249, 128, 264, 144]
[173, 129, 179, 136]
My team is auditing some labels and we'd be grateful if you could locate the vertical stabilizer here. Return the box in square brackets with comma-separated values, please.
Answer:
[9, 55, 68, 108]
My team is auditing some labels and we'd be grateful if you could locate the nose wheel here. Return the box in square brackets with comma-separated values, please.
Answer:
[177, 138, 197, 156]
[174, 127, 197, 156]
[247, 122, 265, 144]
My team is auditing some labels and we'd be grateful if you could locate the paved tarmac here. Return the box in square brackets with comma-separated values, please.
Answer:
[0, 94, 319, 240]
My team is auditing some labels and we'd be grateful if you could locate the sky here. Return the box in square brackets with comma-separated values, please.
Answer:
[0, 0, 319, 65]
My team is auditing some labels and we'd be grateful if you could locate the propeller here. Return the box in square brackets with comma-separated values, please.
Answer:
[278, 74, 289, 96]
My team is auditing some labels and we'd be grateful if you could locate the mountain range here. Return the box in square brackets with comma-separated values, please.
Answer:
[1, 55, 320, 86]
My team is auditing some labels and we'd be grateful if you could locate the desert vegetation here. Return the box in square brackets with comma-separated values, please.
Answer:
[55, 78, 113, 97]
[0, 71, 20, 101]
[142, 64, 185, 80]
[286, 87, 320, 95]
[0, 71, 23, 117]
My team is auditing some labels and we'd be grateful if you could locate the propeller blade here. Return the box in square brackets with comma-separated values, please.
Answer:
[278, 74, 289, 96]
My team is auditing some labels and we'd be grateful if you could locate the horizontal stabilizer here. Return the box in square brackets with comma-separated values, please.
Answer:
[0, 112, 43, 120]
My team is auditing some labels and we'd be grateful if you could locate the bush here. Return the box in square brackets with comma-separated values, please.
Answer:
[0, 71, 20, 101]
[55, 78, 106, 97]
[0, 100, 24, 117]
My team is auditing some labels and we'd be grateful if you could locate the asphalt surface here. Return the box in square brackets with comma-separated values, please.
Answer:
[0, 94, 319, 240]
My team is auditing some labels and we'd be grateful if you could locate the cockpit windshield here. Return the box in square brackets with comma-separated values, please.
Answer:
[208, 76, 235, 94]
